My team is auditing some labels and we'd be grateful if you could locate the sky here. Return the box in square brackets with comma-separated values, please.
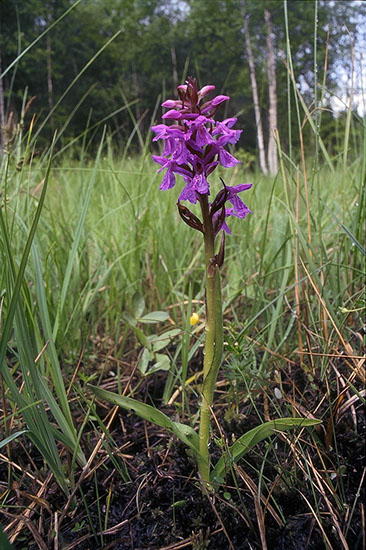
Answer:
[329, 0, 365, 116]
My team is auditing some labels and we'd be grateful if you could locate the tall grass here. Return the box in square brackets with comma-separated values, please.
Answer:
[2, 133, 363, 386]
[1, 125, 364, 548]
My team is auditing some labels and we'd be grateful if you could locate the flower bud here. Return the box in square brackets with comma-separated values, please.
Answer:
[162, 109, 182, 120]
[198, 85, 215, 98]
[162, 99, 180, 108]
[190, 312, 200, 325]
[211, 95, 230, 106]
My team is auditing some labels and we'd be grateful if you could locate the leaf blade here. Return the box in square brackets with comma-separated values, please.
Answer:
[211, 418, 321, 482]
[88, 385, 201, 456]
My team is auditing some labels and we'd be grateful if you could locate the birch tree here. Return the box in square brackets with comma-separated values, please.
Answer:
[243, 15, 268, 175]
[264, 8, 278, 174]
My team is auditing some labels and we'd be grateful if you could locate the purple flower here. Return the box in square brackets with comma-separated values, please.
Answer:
[152, 77, 252, 235]
[213, 118, 242, 146]
[153, 155, 192, 191]
[226, 184, 253, 217]
[218, 148, 241, 168]
[212, 185, 252, 234]
[179, 173, 209, 203]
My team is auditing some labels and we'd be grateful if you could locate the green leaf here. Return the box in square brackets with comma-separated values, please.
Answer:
[0, 134, 71, 494]
[148, 329, 181, 352]
[132, 292, 145, 318]
[138, 311, 170, 324]
[138, 348, 150, 375]
[211, 418, 321, 482]
[123, 311, 137, 327]
[88, 385, 201, 457]
[171, 500, 186, 509]
[0, 524, 16, 550]
[52, 127, 106, 340]
[148, 353, 170, 373]
[317, 195, 365, 256]
[126, 323, 148, 347]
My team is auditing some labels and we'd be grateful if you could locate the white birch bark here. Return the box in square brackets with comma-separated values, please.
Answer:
[264, 8, 278, 175]
[243, 16, 268, 176]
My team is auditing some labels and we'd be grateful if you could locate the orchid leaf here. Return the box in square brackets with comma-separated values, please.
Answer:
[211, 418, 321, 482]
[88, 385, 201, 456]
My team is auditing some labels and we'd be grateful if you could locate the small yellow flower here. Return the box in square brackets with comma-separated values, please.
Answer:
[190, 312, 199, 326]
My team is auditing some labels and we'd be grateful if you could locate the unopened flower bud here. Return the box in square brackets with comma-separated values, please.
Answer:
[211, 95, 230, 106]
[162, 109, 182, 120]
[162, 99, 179, 108]
[190, 312, 199, 325]
[198, 85, 216, 98]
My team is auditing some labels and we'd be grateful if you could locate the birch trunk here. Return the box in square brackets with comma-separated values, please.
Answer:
[264, 8, 278, 175]
[243, 16, 268, 176]
[0, 47, 5, 155]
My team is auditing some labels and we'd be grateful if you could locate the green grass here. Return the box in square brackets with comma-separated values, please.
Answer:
[2, 139, 364, 387]
[0, 114, 364, 548]
[3, 153, 362, 354]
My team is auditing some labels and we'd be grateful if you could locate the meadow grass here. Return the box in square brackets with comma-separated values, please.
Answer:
[6, 147, 363, 363]
[1, 116, 364, 544]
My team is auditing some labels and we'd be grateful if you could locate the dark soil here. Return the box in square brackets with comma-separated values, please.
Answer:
[1, 361, 365, 550]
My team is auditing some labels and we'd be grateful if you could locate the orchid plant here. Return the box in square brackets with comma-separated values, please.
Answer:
[152, 78, 252, 485]
[90, 78, 320, 490]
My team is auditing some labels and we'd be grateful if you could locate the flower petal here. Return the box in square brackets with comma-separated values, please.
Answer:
[160, 169, 176, 190]
[198, 85, 215, 98]
[219, 148, 241, 168]
[192, 173, 209, 195]
[162, 99, 180, 108]
[162, 109, 182, 120]
[211, 95, 230, 106]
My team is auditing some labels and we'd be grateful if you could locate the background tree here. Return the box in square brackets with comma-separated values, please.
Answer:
[0, 0, 364, 160]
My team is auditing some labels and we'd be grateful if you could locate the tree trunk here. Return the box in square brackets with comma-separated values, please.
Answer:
[46, 29, 55, 130]
[132, 63, 143, 152]
[264, 8, 278, 175]
[171, 45, 178, 91]
[243, 16, 268, 176]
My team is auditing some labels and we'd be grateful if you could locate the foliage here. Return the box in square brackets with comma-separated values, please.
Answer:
[1, 0, 365, 157]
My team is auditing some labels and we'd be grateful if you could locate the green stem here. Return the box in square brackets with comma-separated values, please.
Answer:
[197, 195, 223, 489]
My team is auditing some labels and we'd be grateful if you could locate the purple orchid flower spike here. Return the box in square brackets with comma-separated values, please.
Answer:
[152, 76, 252, 247]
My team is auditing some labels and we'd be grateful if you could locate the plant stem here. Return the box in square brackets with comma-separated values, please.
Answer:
[197, 195, 223, 489]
